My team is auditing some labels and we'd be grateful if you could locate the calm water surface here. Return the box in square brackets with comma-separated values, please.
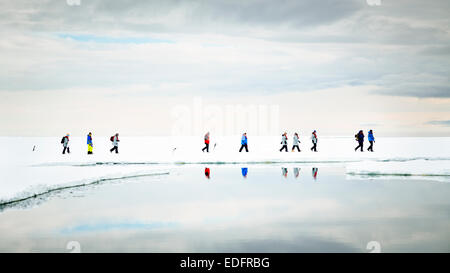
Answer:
[0, 164, 449, 252]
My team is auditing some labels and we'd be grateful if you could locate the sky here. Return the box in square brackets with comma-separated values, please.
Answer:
[0, 0, 449, 137]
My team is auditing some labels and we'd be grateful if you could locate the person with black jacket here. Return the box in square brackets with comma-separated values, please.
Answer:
[61, 134, 70, 154]
[354, 130, 365, 152]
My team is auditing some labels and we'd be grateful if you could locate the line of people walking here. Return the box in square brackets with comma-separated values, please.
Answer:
[201, 130, 374, 153]
[239, 130, 319, 153]
[60, 129, 375, 155]
[201, 131, 319, 153]
[61, 132, 120, 154]
[280, 131, 317, 152]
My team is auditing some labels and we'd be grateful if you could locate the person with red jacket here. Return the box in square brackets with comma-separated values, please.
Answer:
[202, 132, 210, 153]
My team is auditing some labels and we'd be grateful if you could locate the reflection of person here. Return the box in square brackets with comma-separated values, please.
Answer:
[282, 167, 288, 178]
[312, 167, 318, 180]
[354, 130, 365, 152]
[239, 133, 249, 152]
[280, 132, 288, 152]
[367, 130, 375, 152]
[202, 132, 210, 153]
[205, 167, 210, 179]
[293, 167, 300, 178]
[241, 167, 248, 178]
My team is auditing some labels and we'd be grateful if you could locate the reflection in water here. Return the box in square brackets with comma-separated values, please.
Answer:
[203, 167, 317, 181]
[1, 165, 449, 253]
[241, 168, 248, 178]
[312, 168, 318, 180]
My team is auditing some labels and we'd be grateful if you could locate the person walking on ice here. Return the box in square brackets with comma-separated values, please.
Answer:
[280, 132, 288, 152]
[61, 133, 70, 154]
[202, 132, 210, 153]
[367, 130, 375, 152]
[292, 132, 301, 152]
[87, 132, 93, 155]
[239, 133, 249, 152]
[110, 133, 120, 154]
[354, 130, 365, 152]
[311, 130, 318, 152]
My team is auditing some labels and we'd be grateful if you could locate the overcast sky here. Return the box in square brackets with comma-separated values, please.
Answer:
[0, 0, 449, 136]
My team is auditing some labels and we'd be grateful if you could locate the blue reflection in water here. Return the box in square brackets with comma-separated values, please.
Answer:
[241, 168, 248, 178]
[61, 221, 178, 234]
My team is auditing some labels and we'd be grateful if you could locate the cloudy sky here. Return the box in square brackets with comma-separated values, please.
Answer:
[0, 0, 449, 136]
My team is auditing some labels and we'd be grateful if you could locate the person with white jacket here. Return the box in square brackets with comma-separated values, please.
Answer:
[292, 132, 301, 152]
[279, 132, 288, 152]
[311, 130, 318, 152]
[61, 133, 70, 154]
[110, 133, 120, 154]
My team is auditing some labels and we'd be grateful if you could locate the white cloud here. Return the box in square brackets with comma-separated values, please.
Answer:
[0, 0, 449, 136]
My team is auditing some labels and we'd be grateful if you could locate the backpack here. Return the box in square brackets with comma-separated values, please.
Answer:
[61, 136, 65, 144]
[110, 136, 114, 142]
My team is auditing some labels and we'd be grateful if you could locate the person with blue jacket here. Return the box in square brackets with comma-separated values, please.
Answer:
[367, 130, 375, 152]
[354, 130, 365, 152]
[239, 133, 248, 152]
[87, 132, 93, 154]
